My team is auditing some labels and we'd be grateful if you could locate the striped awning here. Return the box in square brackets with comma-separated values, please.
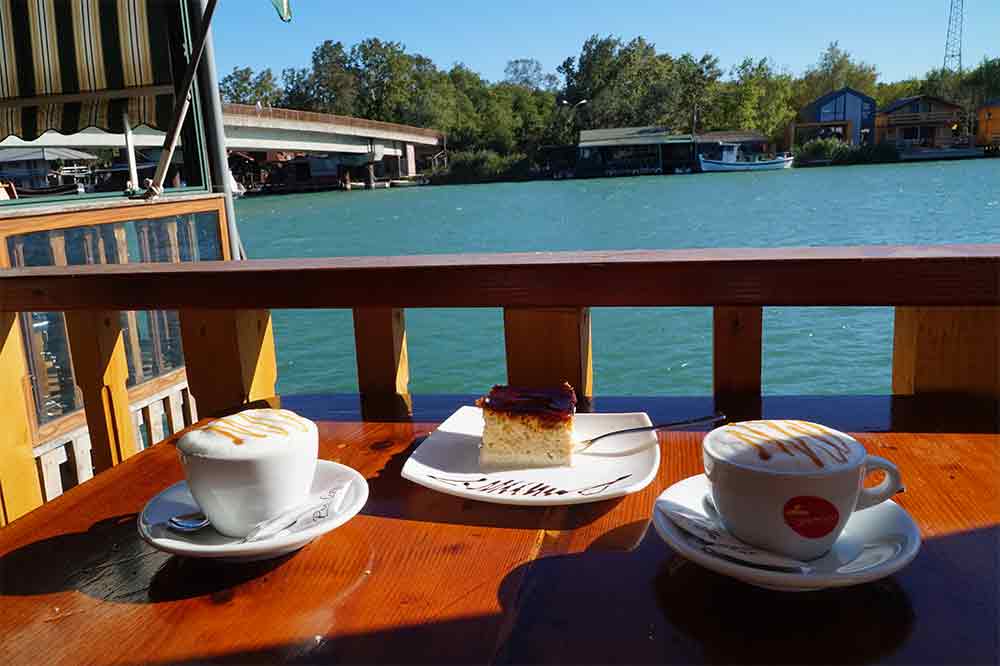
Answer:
[0, 0, 180, 141]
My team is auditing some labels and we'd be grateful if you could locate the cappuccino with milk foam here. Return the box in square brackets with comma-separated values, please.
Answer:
[703, 419, 903, 560]
[176, 409, 319, 537]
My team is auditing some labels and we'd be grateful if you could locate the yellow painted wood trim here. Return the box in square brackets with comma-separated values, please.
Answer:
[0, 311, 44, 523]
[0, 196, 227, 237]
[178, 309, 278, 418]
[64, 310, 138, 472]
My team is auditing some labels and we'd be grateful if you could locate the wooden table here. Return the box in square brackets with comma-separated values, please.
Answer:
[0, 395, 997, 665]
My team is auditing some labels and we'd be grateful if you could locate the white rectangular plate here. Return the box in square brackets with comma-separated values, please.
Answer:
[400, 406, 660, 506]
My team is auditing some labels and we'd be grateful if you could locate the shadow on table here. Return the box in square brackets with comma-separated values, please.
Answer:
[124, 525, 995, 665]
[359, 434, 623, 531]
[0, 514, 312, 604]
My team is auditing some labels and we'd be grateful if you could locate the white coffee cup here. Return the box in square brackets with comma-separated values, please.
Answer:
[702, 419, 903, 561]
[175, 408, 319, 538]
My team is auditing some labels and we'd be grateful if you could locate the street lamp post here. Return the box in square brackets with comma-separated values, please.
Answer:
[560, 98, 588, 147]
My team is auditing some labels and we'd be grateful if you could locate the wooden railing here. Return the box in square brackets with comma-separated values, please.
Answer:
[31, 368, 198, 502]
[0, 244, 998, 523]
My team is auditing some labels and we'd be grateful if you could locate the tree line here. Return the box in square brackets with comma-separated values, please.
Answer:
[220, 36, 1000, 162]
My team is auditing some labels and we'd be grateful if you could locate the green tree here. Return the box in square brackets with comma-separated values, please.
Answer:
[504, 58, 559, 91]
[873, 78, 922, 107]
[219, 66, 282, 106]
[963, 57, 1000, 105]
[792, 42, 878, 110]
[310, 40, 357, 115]
[667, 53, 722, 132]
[709, 58, 794, 140]
[558, 35, 674, 130]
[350, 38, 414, 121]
[280, 67, 315, 110]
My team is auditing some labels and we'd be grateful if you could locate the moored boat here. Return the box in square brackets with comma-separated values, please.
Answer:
[698, 143, 793, 172]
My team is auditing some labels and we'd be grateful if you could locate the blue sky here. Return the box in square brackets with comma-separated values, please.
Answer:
[213, 1, 998, 84]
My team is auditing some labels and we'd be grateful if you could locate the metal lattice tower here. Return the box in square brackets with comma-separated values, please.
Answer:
[943, 0, 964, 72]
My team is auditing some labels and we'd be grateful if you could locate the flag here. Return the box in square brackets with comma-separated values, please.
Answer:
[271, 0, 292, 22]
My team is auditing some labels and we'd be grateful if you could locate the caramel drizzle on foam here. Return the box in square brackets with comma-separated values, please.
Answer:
[723, 420, 853, 469]
[200, 410, 309, 445]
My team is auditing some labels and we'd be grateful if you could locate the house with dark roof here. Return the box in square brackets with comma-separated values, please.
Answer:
[786, 87, 876, 147]
[875, 95, 963, 148]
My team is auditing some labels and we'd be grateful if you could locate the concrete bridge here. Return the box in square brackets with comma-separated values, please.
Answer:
[0, 104, 444, 177]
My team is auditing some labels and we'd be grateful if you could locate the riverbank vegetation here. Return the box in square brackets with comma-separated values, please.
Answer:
[222, 37, 1000, 176]
[794, 138, 900, 166]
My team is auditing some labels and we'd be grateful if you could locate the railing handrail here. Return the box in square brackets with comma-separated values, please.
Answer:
[1, 244, 997, 310]
[223, 103, 445, 142]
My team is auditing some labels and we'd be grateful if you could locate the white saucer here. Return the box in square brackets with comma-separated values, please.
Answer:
[651, 474, 921, 591]
[401, 406, 660, 506]
[138, 460, 369, 561]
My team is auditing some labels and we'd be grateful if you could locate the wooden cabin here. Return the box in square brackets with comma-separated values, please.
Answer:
[875, 95, 964, 149]
[976, 99, 1000, 150]
[786, 87, 877, 147]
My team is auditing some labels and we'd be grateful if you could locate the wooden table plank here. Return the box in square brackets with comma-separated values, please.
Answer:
[0, 396, 996, 665]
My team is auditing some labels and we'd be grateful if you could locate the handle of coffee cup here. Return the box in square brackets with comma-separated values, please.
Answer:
[855, 455, 904, 511]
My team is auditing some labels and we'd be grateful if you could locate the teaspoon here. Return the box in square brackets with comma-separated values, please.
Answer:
[167, 511, 210, 532]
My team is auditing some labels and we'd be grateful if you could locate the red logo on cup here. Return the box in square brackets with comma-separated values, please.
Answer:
[783, 496, 840, 538]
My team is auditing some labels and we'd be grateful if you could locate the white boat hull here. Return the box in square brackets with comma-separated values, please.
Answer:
[698, 155, 794, 172]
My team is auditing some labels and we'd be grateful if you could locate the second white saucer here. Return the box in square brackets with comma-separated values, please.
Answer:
[651, 474, 921, 591]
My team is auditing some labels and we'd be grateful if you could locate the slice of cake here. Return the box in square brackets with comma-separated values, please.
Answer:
[475, 384, 576, 468]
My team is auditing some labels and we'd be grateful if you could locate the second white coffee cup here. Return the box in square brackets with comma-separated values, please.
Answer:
[703, 420, 903, 561]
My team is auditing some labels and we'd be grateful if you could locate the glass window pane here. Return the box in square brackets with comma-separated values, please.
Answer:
[6, 210, 223, 424]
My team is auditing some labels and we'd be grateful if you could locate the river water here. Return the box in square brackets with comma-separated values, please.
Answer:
[236, 159, 998, 397]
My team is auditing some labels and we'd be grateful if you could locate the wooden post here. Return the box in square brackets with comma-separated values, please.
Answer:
[101, 223, 145, 384]
[71, 434, 94, 484]
[365, 163, 375, 190]
[136, 221, 167, 375]
[0, 311, 44, 523]
[38, 446, 68, 501]
[713, 306, 763, 421]
[48, 230, 67, 265]
[142, 401, 166, 447]
[183, 215, 200, 261]
[178, 309, 279, 418]
[353, 307, 411, 418]
[503, 307, 593, 402]
[893, 307, 1000, 398]
[63, 310, 138, 474]
[166, 391, 186, 434]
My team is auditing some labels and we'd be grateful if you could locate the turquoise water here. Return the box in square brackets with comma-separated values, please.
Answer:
[235, 160, 999, 397]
